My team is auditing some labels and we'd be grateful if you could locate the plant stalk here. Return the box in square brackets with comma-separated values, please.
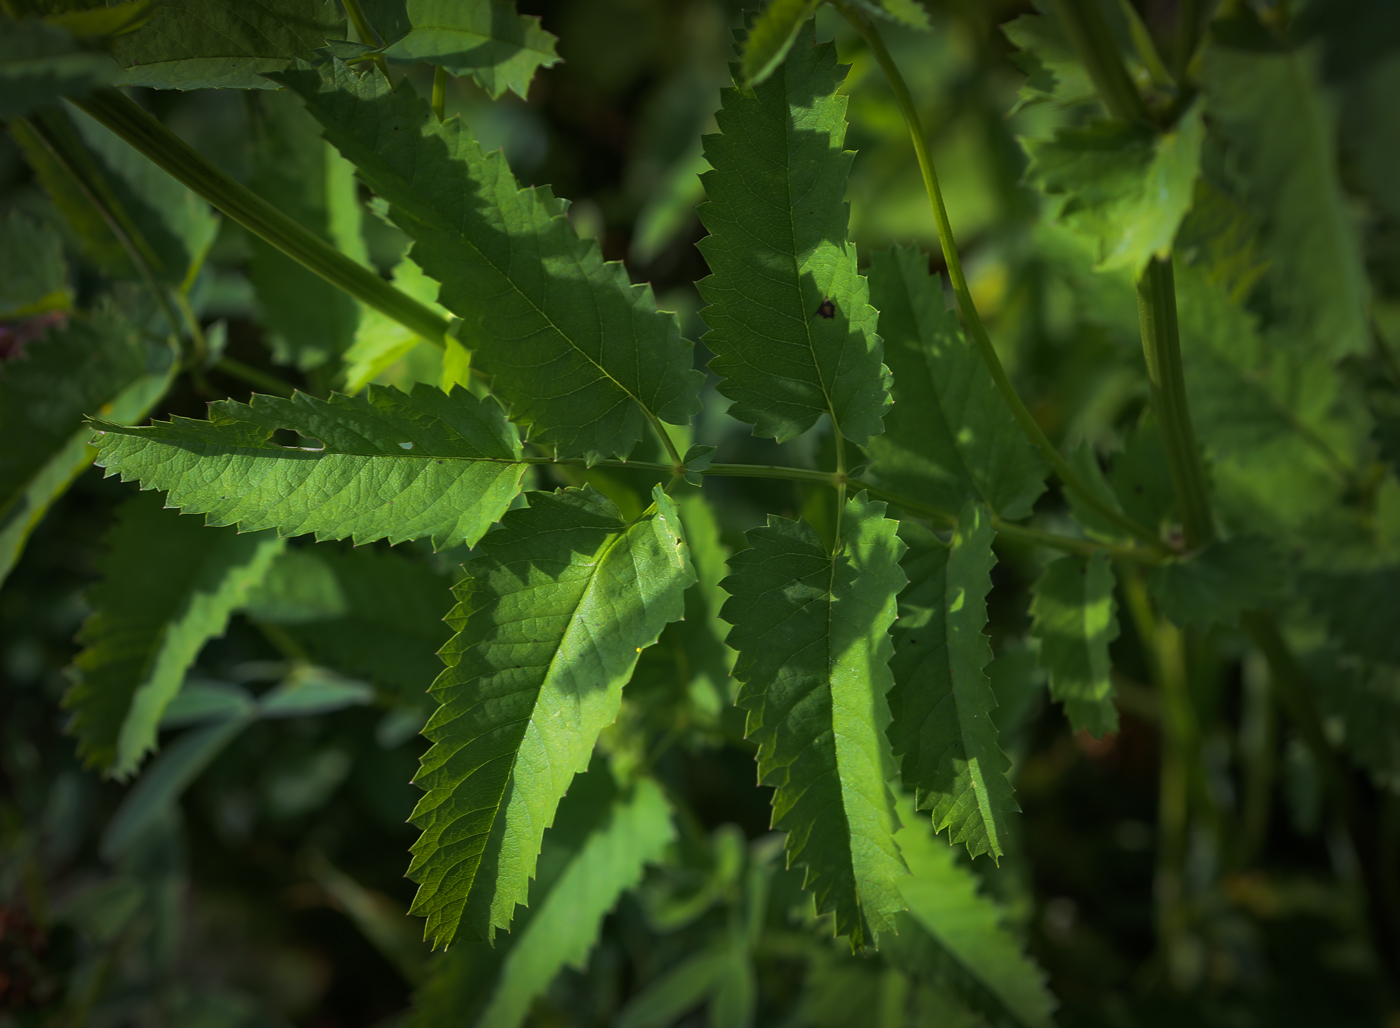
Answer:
[69, 89, 453, 351]
[1053, 0, 1152, 123]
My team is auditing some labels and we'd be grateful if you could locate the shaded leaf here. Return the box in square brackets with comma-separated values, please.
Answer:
[740, 0, 819, 86]
[1108, 414, 1175, 534]
[1029, 553, 1120, 738]
[1311, 656, 1400, 792]
[850, 0, 932, 31]
[1147, 535, 1288, 629]
[0, 19, 117, 119]
[0, 208, 70, 319]
[1302, 567, 1400, 667]
[721, 492, 908, 947]
[1002, 10, 1094, 111]
[698, 21, 890, 446]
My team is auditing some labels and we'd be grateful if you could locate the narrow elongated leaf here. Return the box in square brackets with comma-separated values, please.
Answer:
[108, 0, 343, 89]
[64, 492, 285, 778]
[0, 310, 174, 587]
[721, 492, 908, 947]
[409, 485, 694, 947]
[276, 62, 703, 463]
[741, 0, 819, 86]
[0, 210, 69, 319]
[380, 0, 560, 100]
[887, 508, 1016, 860]
[1201, 15, 1369, 358]
[883, 796, 1056, 1028]
[477, 775, 675, 1028]
[0, 20, 117, 118]
[1148, 536, 1287, 629]
[1029, 553, 1120, 738]
[698, 21, 890, 446]
[1022, 103, 1204, 275]
[865, 246, 1046, 519]
[91, 384, 527, 550]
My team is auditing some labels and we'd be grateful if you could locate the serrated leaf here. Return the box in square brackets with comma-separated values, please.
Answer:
[1147, 535, 1288, 629]
[882, 794, 1056, 1028]
[1029, 553, 1120, 738]
[1302, 567, 1400, 667]
[63, 492, 285, 779]
[1064, 440, 1130, 542]
[1200, 15, 1369, 359]
[851, 0, 932, 30]
[698, 21, 890, 446]
[408, 485, 694, 946]
[476, 773, 675, 1028]
[887, 507, 1016, 860]
[1021, 102, 1204, 275]
[379, 0, 561, 100]
[740, 0, 819, 86]
[1108, 414, 1175, 534]
[248, 89, 366, 370]
[107, 0, 343, 89]
[0, 19, 118, 118]
[721, 492, 908, 947]
[91, 384, 527, 550]
[276, 62, 702, 464]
[865, 246, 1047, 519]
[0, 209, 70, 319]
[1002, 11, 1094, 111]
[0, 309, 174, 587]
[343, 251, 451, 392]
[246, 547, 453, 701]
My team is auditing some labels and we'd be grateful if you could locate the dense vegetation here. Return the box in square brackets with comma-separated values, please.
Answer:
[2, 0, 1399, 1025]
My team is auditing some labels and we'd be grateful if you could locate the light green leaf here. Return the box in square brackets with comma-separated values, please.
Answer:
[1147, 535, 1288, 629]
[246, 546, 453, 702]
[64, 492, 285, 779]
[248, 90, 366, 370]
[477, 775, 675, 1028]
[698, 21, 890, 446]
[740, 0, 819, 86]
[344, 251, 450, 392]
[887, 508, 1017, 860]
[91, 384, 527, 550]
[0, 209, 70, 319]
[1002, 10, 1094, 111]
[883, 795, 1056, 1028]
[409, 485, 694, 947]
[276, 62, 703, 464]
[0, 19, 117, 119]
[1021, 102, 1204, 275]
[721, 492, 908, 947]
[1302, 568, 1400, 668]
[257, 666, 375, 718]
[380, 0, 560, 100]
[108, 0, 343, 89]
[0, 309, 174, 588]
[159, 680, 255, 729]
[865, 246, 1046, 519]
[850, 0, 932, 31]
[1200, 15, 1370, 358]
[1029, 553, 1120, 738]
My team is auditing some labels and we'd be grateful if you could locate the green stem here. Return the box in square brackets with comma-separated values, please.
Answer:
[69, 90, 453, 351]
[432, 65, 448, 122]
[342, 0, 393, 79]
[215, 357, 297, 397]
[1054, 0, 1152, 123]
[1174, 0, 1208, 81]
[1136, 259, 1215, 548]
[837, 6, 1169, 555]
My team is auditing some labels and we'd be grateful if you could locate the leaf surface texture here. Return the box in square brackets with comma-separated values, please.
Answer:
[1029, 553, 1120, 738]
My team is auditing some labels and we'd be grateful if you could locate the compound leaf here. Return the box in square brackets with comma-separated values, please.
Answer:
[0, 308, 175, 587]
[887, 507, 1016, 860]
[1147, 535, 1288, 629]
[91, 384, 526, 550]
[865, 246, 1046, 520]
[65, 491, 285, 779]
[409, 485, 694, 947]
[740, 0, 819, 86]
[698, 21, 890, 446]
[276, 62, 702, 464]
[722, 492, 908, 948]
[380, 0, 560, 100]
[1029, 553, 1120, 738]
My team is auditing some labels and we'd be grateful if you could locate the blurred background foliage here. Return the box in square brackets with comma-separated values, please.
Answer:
[3, 0, 1400, 1025]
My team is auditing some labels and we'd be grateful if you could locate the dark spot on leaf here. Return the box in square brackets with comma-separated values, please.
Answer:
[817, 298, 836, 319]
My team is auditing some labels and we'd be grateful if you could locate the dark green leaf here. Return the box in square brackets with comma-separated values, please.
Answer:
[0, 208, 70, 319]
[1147, 535, 1288, 629]
[0, 20, 117, 119]
[1029, 553, 1120, 738]
[1303, 567, 1400, 667]
[740, 0, 819, 86]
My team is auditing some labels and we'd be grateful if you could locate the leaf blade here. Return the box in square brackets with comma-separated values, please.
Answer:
[1029, 553, 1120, 738]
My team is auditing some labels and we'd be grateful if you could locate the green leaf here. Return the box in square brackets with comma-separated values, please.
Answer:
[245, 546, 454, 701]
[740, 0, 819, 86]
[275, 62, 703, 464]
[343, 250, 451, 392]
[1029, 553, 1120, 738]
[850, 0, 932, 31]
[1200, 15, 1370, 359]
[476, 774, 675, 1028]
[1021, 102, 1205, 275]
[887, 507, 1016, 860]
[0, 209, 70, 319]
[248, 90, 366, 370]
[1147, 535, 1288, 629]
[0, 309, 174, 587]
[882, 795, 1056, 1028]
[1302, 567, 1400, 667]
[0, 19, 117, 118]
[379, 0, 561, 101]
[865, 246, 1047, 519]
[64, 492, 286, 779]
[721, 492, 908, 947]
[408, 485, 694, 947]
[1002, 10, 1095, 111]
[1312, 657, 1400, 792]
[1064, 440, 1130, 541]
[698, 21, 891, 446]
[1107, 414, 1175, 535]
[257, 666, 375, 718]
[616, 949, 732, 1028]
[107, 0, 343, 89]
[91, 384, 527, 550]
